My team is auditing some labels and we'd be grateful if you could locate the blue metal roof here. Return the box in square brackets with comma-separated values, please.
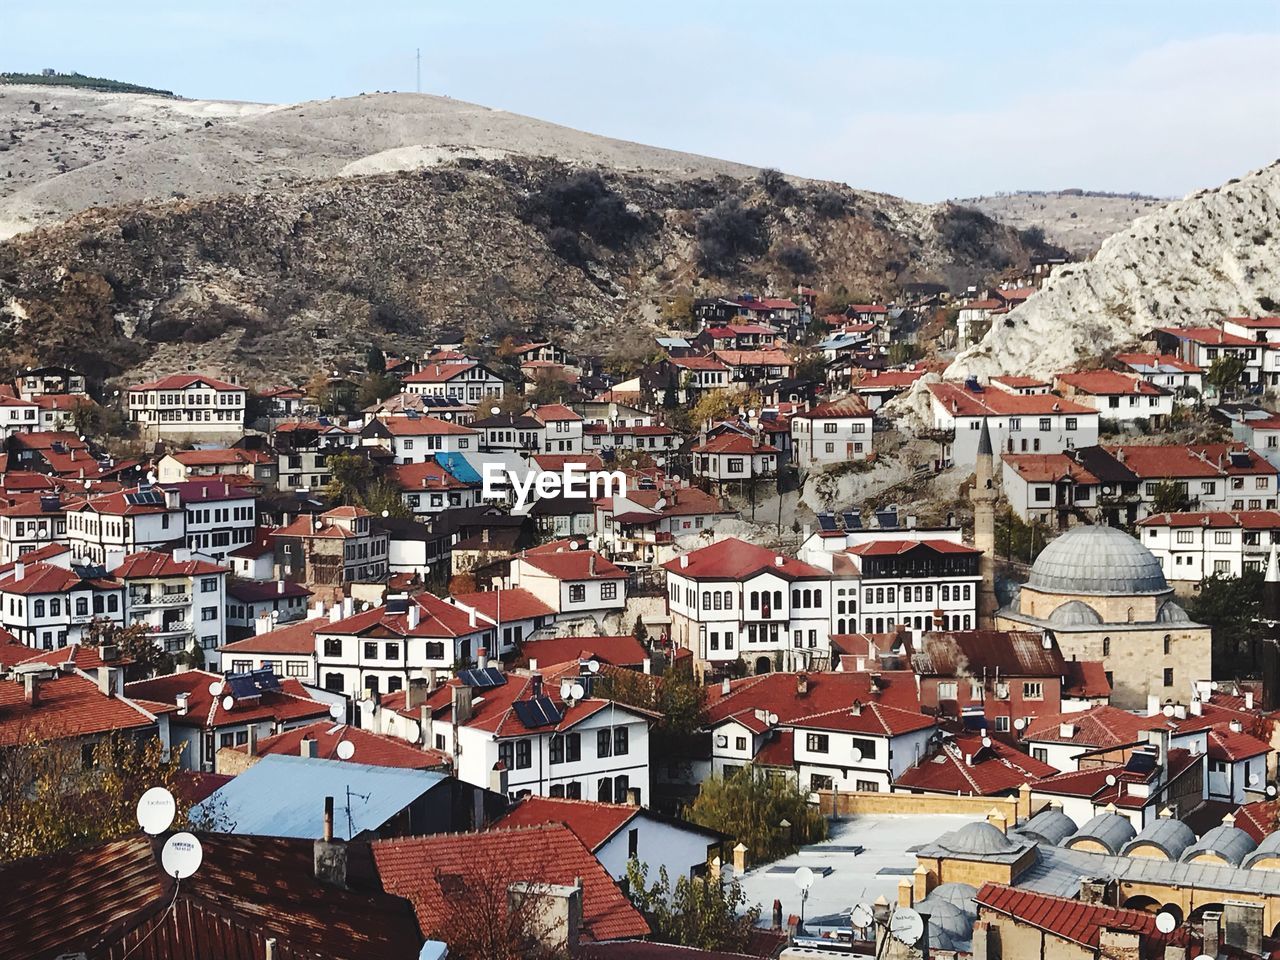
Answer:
[193, 754, 447, 840]
[435, 451, 482, 485]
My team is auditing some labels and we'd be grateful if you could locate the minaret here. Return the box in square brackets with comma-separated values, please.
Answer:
[972, 418, 999, 627]
[1260, 545, 1280, 710]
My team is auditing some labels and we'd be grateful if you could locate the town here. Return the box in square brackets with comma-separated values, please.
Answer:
[2, 8, 1278, 960]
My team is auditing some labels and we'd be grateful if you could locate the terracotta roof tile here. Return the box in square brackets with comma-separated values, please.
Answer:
[975, 883, 1188, 950]
[662, 537, 827, 580]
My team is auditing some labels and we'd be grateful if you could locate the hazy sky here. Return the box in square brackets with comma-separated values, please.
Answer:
[6, 1, 1278, 200]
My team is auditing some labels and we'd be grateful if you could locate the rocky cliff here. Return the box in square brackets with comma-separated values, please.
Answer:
[947, 161, 1280, 381]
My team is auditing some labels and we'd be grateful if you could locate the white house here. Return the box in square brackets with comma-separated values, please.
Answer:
[927, 381, 1099, 467]
[0, 396, 40, 438]
[691, 432, 779, 482]
[361, 416, 478, 464]
[662, 537, 834, 675]
[1137, 510, 1280, 581]
[401, 361, 508, 402]
[112, 550, 228, 667]
[1055, 370, 1174, 425]
[1115, 353, 1204, 396]
[789, 396, 873, 469]
[66, 488, 184, 565]
[509, 543, 628, 624]
[163, 480, 257, 562]
[0, 558, 126, 649]
[528, 404, 584, 454]
[127, 374, 247, 442]
[0, 495, 68, 564]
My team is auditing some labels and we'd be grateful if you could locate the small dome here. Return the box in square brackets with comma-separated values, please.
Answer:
[1065, 812, 1136, 854]
[1244, 830, 1280, 869]
[1122, 817, 1196, 860]
[928, 882, 979, 917]
[1028, 525, 1168, 596]
[1019, 808, 1079, 846]
[914, 896, 973, 952]
[1047, 600, 1103, 626]
[1182, 824, 1257, 866]
[1157, 600, 1191, 623]
[939, 821, 1021, 856]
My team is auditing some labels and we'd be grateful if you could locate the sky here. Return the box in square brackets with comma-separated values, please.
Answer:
[4, 1, 1278, 201]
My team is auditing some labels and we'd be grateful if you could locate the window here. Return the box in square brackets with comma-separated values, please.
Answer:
[614, 727, 629, 756]
[515, 739, 532, 769]
[1022, 682, 1043, 700]
[385, 642, 400, 660]
[201, 606, 217, 621]
[628, 828, 639, 860]
[1163, 667, 1174, 687]
[1176, 530, 1195, 544]
[323, 638, 342, 657]
[324, 672, 344, 692]
[597, 778, 614, 803]
[364, 642, 378, 660]
[1065, 417, 1077, 431]
[855, 780, 880, 792]
[994, 716, 1010, 733]
[726, 458, 744, 473]
[601, 582, 617, 601]
[809, 774, 833, 791]
[287, 661, 309, 678]
[201, 577, 218, 592]
[938, 681, 958, 700]
[1214, 531, 1232, 544]
[806, 733, 829, 753]
[597, 729, 613, 758]
[498, 741, 514, 770]
[569, 584, 586, 603]
[1031, 747, 1049, 763]
[1039, 418, 1051, 431]
[735, 736, 747, 751]
[1102, 637, 1111, 656]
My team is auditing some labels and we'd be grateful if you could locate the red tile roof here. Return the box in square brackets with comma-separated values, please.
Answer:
[15, 643, 134, 672]
[372, 824, 650, 941]
[374, 415, 477, 436]
[706, 671, 921, 729]
[928, 382, 1093, 417]
[788, 702, 934, 737]
[528, 403, 582, 423]
[1233, 798, 1280, 842]
[1138, 509, 1280, 529]
[712, 349, 794, 367]
[691, 433, 780, 455]
[1105, 442, 1277, 479]
[975, 883, 1187, 951]
[1002, 453, 1101, 484]
[492, 795, 639, 850]
[517, 547, 628, 581]
[250, 721, 451, 769]
[1061, 660, 1112, 699]
[323, 591, 492, 640]
[1115, 352, 1202, 374]
[402, 362, 479, 383]
[1206, 726, 1270, 762]
[517, 634, 648, 670]
[449, 587, 556, 623]
[1226, 316, 1280, 328]
[913, 630, 1063, 678]
[129, 373, 241, 392]
[845, 538, 980, 558]
[895, 735, 1056, 795]
[125, 669, 330, 730]
[1057, 370, 1168, 396]
[168, 448, 270, 467]
[1022, 705, 1187, 749]
[1157, 326, 1256, 347]
[792, 395, 872, 419]
[0, 560, 120, 596]
[389, 459, 473, 491]
[0, 672, 164, 747]
[853, 369, 926, 390]
[991, 375, 1050, 389]
[111, 550, 226, 579]
[219, 617, 324, 655]
[662, 537, 828, 580]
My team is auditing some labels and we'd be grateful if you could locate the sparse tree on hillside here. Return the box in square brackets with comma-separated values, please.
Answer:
[696, 199, 769, 277]
[1150, 479, 1191, 515]
[625, 860, 760, 952]
[1206, 355, 1247, 400]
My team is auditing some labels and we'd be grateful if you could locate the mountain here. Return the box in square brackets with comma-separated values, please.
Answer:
[947, 161, 1280, 381]
[959, 190, 1167, 256]
[0, 90, 1048, 386]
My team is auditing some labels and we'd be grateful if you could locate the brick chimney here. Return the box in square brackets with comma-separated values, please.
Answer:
[313, 796, 347, 888]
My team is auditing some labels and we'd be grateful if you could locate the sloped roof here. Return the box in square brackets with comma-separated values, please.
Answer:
[251, 721, 451, 770]
[219, 617, 324, 655]
[517, 634, 648, 669]
[662, 537, 828, 581]
[0, 672, 164, 747]
[373, 823, 650, 942]
[129, 373, 241, 392]
[125, 670, 329, 730]
[913, 630, 1063, 678]
[974, 883, 1187, 951]
[449, 587, 556, 623]
[895, 735, 1056, 795]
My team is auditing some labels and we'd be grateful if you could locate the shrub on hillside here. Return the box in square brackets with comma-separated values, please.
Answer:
[696, 199, 769, 277]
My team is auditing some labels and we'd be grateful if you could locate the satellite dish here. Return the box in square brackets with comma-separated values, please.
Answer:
[329, 702, 345, 720]
[207, 681, 224, 696]
[1013, 718, 1026, 731]
[221, 695, 235, 711]
[1155, 911, 1177, 934]
[793, 866, 815, 891]
[1250, 773, 1262, 786]
[1105, 774, 1117, 786]
[1269, 783, 1279, 798]
[161, 832, 204, 879]
[136, 786, 176, 835]
[570, 682, 586, 701]
[560, 679, 574, 699]
[767, 711, 779, 726]
[568, 541, 580, 550]
[586, 659, 600, 674]
[890, 907, 924, 945]
[981, 736, 992, 748]
[336, 740, 356, 760]
[850, 747, 864, 763]
[850, 903, 874, 930]
[1162, 704, 1175, 718]
[406, 726, 421, 744]
[381, 510, 389, 518]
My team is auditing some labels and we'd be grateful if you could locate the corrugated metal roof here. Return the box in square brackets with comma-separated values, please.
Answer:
[193, 754, 446, 839]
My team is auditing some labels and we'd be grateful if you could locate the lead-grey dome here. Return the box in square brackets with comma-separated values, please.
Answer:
[1065, 812, 1136, 854]
[1028, 525, 1168, 596]
[1047, 600, 1103, 626]
[1182, 824, 1257, 866]
[1122, 817, 1196, 860]
[1157, 600, 1191, 623]
[1244, 830, 1280, 869]
[1018, 807, 1078, 845]
[939, 821, 1021, 856]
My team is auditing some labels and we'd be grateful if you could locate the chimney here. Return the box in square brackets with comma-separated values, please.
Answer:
[1224, 901, 1263, 955]
[897, 878, 913, 908]
[507, 880, 581, 955]
[625, 787, 641, 807]
[342, 596, 354, 618]
[164, 489, 180, 510]
[476, 646, 488, 670]
[490, 760, 509, 795]
[300, 736, 318, 758]
[971, 920, 993, 960]
[277, 579, 285, 595]
[407, 676, 429, 709]
[23, 672, 41, 706]
[407, 602, 420, 630]
[774, 555, 784, 567]
[721, 677, 731, 695]
[328, 604, 343, 623]
[313, 796, 348, 888]
[13, 562, 24, 582]
[453, 684, 474, 725]
[530, 673, 543, 697]
[176, 691, 190, 716]
[796, 673, 809, 696]
[246, 723, 257, 757]
[1202, 911, 1222, 959]
[1246, 691, 1255, 710]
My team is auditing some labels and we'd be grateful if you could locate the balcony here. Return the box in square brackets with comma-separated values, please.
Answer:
[130, 592, 190, 608]
[146, 620, 192, 636]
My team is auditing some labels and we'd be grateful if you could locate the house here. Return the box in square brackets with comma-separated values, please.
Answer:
[789, 395, 873, 469]
[693, 323, 779, 353]
[1055, 370, 1173, 425]
[1020, 704, 1208, 774]
[366, 663, 654, 804]
[0, 833, 428, 960]
[165, 478, 258, 562]
[494, 795, 725, 882]
[127, 373, 247, 442]
[893, 731, 1057, 797]
[401, 360, 508, 402]
[65, 486, 184, 565]
[516, 633, 651, 673]
[662, 537, 835, 675]
[193, 753, 475, 838]
[14, 364, 87, 401]
[1115, 352, 1204, 396]
[272, 505, 390, 587]
[0, 395, 41, 438]
[851, 368, 927, 410]
[1138, 510, 1280, 581]
[0, 666, 172, 753]
[691, 432, 779, 483]
[222, 719, 452, 772]
[361, 415, 478, 464]
[218, 613, 327, 683]
[225, 578, 312, 637]
[125, 667, 331, 772]
[0, 493, 68, 564]
[312, 591, 495, 697]
[595, 484, 734, 565]
[112, 550, 229, 667]
[927, 381, 1099, 466]
[644, 355, 730, 406]
[703, 670, 931, 792]
[157, 447, 276, 486]
[1224, 316, 1280, 388]
[274, 419, 362, 492]
[1155, 326, 1262, 390]
[956, 298, 1004, 348]
[528, 403, 585, 454]
[989, 376, 1052, 396]
[388, 458, 481, 517]
[259, 384, 313, 418]
[712, 348, 795, 384]
[509, 541, 628, 624]
[0, 559, 126, 648]
[372, 823, 650, 945]
[446, 587, 557, 656]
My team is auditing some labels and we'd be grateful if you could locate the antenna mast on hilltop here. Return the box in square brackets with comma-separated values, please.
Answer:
[416, 48, 421, 93]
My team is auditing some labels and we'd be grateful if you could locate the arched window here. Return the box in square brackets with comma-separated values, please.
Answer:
[50, 598, 61, 616]
[1163, 634, 1172, 654]
[1102, 637, 1111, 656]
[792, 589, 801, 607]
[886, 587, 896, 604]
[813, 589, 822, 607]
[941, 585, 950, 602]
[1126, 607, 1135, 623]
[774, 591, 782, 609]
[702, 591, 711, 609]
[925, 585, 934, 603]
[33, 599, 45, 618]
[750, 591, 759, 611]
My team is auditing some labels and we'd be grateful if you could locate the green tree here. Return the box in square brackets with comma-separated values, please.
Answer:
[357, 372, 400, 408]
[1150, 479, 1191, 514]
[326, 451, 374, 506]
[687, 765, 827, 864]
[595, 663, 708, 740]
[85, 619, 174, 681]
[625, 860, 760, 952]
[527, 370, 575, 405]
[691, 386, 759, 428]
[1186, 570, 1264, 678]
[365, 346, 386, 374]
[792, 349, 827, 383]
[1206, 355, 1247, 399]
[363, 478, 411, 519]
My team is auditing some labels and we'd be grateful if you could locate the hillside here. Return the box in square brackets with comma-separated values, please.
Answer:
[961, 190, 1167, 256]
[0, 156, 1042, 386]
[0, 89, 767, 239]
[946, 161, 1280, 381]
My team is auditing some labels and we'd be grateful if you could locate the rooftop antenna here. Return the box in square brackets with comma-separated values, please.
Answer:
[416, 47, 421, 94]
[345, 785, 371, 839]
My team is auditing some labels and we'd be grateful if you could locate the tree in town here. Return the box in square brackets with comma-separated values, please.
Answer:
[595, 662, 707, 741]
[687, 765, 827, 864]
[690, 387, 759, 429]
[1149, 479, 1191, 515]
[1206, 355, 1247, 400]
[362, 478, 411, 520]
[365, 345, 387, 374]
[357, 372, 400, 408]
[527, 370, 575, 405]
[1186, 569, 1265, 678]
[84, 618, 174, 682]
[625, 860, 760, 952]
[325, 451, 375, 506]
[660, 291, 694, 327]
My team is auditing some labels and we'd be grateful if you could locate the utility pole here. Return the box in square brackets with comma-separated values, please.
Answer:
[416, 48, 421, 94]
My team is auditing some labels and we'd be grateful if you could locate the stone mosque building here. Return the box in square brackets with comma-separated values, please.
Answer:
[994, 523, 1213, 709]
